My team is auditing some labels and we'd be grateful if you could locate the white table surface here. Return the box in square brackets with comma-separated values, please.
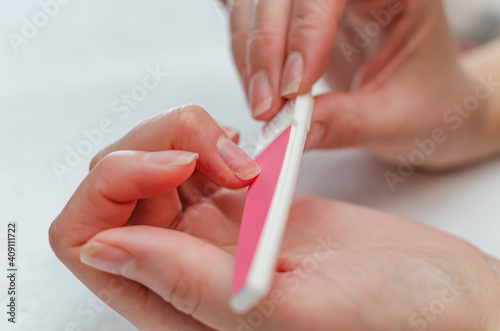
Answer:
[1, 0, 499, 330]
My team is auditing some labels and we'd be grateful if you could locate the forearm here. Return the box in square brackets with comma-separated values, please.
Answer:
[459, 38, 500, 163]
[419, 38, 500, 171]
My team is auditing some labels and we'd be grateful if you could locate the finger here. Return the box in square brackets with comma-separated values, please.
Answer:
[50, 150, 218, 330]
[281, 0, 347, 98]
[307, 89, 427, 151]
[80, 226, 238, 330]
[127, 190, 183, 228]
[178, 170, 221, 205]
[228, 0, 254, 95]
[246, 0, 291, 119]
[50, 150, 197, 253]
[209, 188, 247, 227]
[176, 120, 240, 206]
[136, 124, 239, 218]
[90, 105, 261, 188]
[176, 199, 241, 245]
[284, 197, 478, 258]
[220, 124, 240, 144]
[305, 92, 369, 150]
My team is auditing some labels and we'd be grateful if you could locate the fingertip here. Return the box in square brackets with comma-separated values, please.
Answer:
[249, 71, 273, 118]
[217, 136, 261, 182]
[304, 123, 326, 151]
[250, 99, 285, 122]
[236, 164, 261, 182]
[80, 241, 132, 276]
[82, 226, 234, 324]
[251, 108, 276, 121]
[285, 1, 346, 96]
[220, 125, 240, 143]
[280, 52, 304, 97]
[91, 150, 198, 205]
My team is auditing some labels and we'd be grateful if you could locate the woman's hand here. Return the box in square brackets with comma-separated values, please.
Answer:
[224, 0, 499, 170]
[50, 105, 500, 330]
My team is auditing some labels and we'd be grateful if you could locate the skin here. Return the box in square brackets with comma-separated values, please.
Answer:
[49, 1, 500, 329]
[224, 0, 500, 170]
[50, 105, 500, 330]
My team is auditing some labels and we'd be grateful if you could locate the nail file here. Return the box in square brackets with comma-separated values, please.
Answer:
[230, 93, 314, 314]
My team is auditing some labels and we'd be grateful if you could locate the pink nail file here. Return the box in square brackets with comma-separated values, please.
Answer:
[230, 93, 314, 313]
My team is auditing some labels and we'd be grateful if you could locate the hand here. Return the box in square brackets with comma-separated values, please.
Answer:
[224, 0, 496, 170]
[50, 106, 500, 330]
[49, 104, 261, 329]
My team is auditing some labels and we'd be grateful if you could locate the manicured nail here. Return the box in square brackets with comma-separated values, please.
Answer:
[81, 242, 133, 275]
[218, 136, 261, 181]
[281, 52, 304, 96]
[249, 71, 273, 118]
[144, 151, 199, 166]
[304, 123, 325, 150]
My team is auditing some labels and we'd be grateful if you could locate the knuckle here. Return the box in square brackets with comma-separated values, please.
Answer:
[227, 0, 245, 13]
[248, 28, 280, 51]
[291, 20, 322, 40]
[48, 219, 80, 267]
[174, 104, 209, 128]
[173, 104, 214, 140]
[290, 10, 332, 41]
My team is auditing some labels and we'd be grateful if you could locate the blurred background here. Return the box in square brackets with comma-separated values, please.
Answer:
[1, 0, 500, 330]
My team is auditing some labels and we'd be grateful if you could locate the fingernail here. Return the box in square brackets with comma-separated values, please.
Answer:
[304, 123, 325, 150]
[81, 242, 133, 275]
[218, 136, 261, 181]
[281, 52, 303, 96]
[144, 151, 199, 166]
[249, 71, 273, 118]
[221, 126, 239, 140]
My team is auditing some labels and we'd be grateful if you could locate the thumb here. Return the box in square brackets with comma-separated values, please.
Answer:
[305, 92, 373, 150]
[80, 226, 237, 330]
